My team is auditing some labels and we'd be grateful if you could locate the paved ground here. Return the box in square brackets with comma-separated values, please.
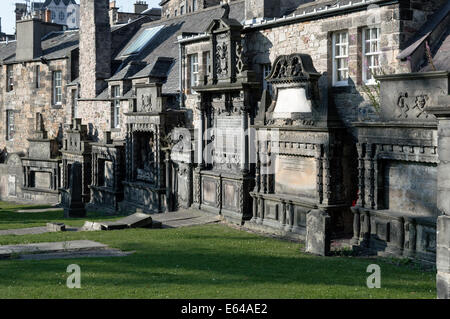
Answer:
[152, 209, 221, 228]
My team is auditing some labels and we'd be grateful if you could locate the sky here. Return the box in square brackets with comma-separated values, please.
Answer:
[0, 0, 161, 35]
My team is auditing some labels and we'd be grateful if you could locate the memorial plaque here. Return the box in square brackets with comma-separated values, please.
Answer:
[34, 171, 51, 189]
[223, 182, 238, 210]
[214, 117, 242, 167]
[8, 175, 16, 196]
[275, 155, 316, 196]
[202, 179, 217, 204]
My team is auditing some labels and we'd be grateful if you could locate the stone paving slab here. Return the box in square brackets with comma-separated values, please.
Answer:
[0, 240, 108, 258]
[0, 226, 77, 236]
[152, 210, 221, 228]
[0, 226, 50, 236]
[19, 248, 134, 260]
[16, 208, 63, 213]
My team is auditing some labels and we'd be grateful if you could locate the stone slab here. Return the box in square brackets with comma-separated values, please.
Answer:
[19, 248, 134, 261]
[81, 212, 153, 231]
[16, 207, 63, 213]
[46, 223, 66, 232]
[0, 240, 107, 259]
[0, 226, 49, 236]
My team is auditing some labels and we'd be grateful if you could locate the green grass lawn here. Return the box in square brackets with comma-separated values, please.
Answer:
[0, 201, 436, 299]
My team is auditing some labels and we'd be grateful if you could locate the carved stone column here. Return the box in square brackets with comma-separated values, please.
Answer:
[356, 143, 365, 207]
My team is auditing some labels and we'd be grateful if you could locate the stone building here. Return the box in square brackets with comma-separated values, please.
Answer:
[109, 1, 162, 26]
[16, 1, 81, 29]
[0, 0, 449, 298]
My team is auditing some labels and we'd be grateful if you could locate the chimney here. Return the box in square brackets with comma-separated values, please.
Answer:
[80, 0, 112, 99]
[245, 0, 280, 21]
[134, 1, 148, 14]
[16, 17, 42, 60]
[44, 9, 51, 23]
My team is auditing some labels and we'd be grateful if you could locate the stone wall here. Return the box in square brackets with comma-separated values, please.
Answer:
[0, 59, 71, 155]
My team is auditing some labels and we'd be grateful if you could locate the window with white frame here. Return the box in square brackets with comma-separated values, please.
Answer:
[193, 0, 197, 11]
[6, 110, 14, 141]
[332, 31, 349, 86]
[189, 54, 199, 90]
[362, 27, 381, 84]
[53, 71, 62, 105]
[6, 65, 14, 92]
[112, 85, 121, 128]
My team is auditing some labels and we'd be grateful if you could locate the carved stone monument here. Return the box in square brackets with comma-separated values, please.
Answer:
[120, 82, 185, 213]
[60, 161, 86, 217]
[191, 15, 259, 224]
[351, 71, 449, 263]
[21, 113, 61, 203]
[60, 119, 92, 203]
[88, 131, 125, 213]
[249, 54, 353, 255]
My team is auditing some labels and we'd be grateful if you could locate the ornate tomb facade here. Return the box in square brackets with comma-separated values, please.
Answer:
[351, 71, 449, 262]
[249, 53, 354, 255]
[87, 131, 125, 213]
[120, 82, 186, 214]
[187, 14, 260, 224]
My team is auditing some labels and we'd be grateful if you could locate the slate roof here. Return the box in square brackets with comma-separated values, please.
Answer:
[0, 29, 79, 64]
[421, 31, 450, 72]
[43, 0, 78, 6]
[109, 0, 246, 94]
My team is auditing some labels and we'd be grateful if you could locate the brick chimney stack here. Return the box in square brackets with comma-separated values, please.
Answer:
[79, 0, 112, 99]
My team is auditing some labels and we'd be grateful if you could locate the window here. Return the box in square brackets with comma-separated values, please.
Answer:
[59, 11, 65, 20]
[6, 110, 14, 141]
[332, 31, 349, 86]
[363, 27, 381, 84]
[112, 85, 121, 128]
[203, 51, 211, 83]
[262, 64, 272, 94]
[6, 65, 13, 92]
[174, 9, 177, 16]
[121, 25, 165, 56]
[35, 65, 40, 89]
[51, 11, 56, 20]
[53, 71, 62, 105]
[180, 5, 184, 15]
[189, 54, 199, 90]
[71, 89, 77, 119]
[193, 0, 197, 11]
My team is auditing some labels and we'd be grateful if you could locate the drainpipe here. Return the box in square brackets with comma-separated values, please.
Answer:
[179, 41, 185, 108]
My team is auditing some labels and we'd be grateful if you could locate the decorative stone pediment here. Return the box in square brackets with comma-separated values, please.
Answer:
[264, 54, 322, 124]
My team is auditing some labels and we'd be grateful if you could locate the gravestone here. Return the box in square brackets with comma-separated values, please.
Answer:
[61, 162, 86, 218]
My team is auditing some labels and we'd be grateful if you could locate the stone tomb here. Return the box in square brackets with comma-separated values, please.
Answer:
[21, 113, 61, 204]
[351, 71, 449, 262]
[88, 131, 125, 213]
[249, 53, 353, 255]
[60, 119, 92, 203]
[168, 127, 194, 210]
[120, 82, 185, 213]
[190, 15, 259, 224]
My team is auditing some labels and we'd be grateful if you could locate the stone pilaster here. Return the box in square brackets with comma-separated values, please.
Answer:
[426, 95, 450, 299]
